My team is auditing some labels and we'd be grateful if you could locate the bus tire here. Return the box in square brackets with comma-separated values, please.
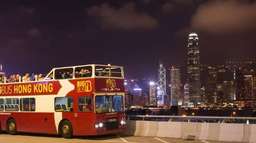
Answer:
[59, 120, 73, 138]
[7, 119, 17, 135]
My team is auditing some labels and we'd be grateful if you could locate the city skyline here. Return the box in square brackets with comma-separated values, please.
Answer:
[0, 0, 255, 79]
[0, 1, 255, 142]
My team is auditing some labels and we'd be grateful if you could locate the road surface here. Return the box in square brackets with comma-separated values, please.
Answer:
[0, 134, 235, 143]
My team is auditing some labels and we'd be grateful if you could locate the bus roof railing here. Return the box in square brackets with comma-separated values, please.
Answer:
[44, 64, 124, 80]
[0, 64, 124, 84]
[51, 64, 122, 71]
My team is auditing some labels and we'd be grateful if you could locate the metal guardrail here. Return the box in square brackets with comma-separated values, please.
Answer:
[128, 115, 256, 124]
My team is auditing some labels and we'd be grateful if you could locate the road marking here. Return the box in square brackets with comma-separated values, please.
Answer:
[201, 140, 210, 143]
[154, 137, 169, 143]
[105, 140, 138, 143]
[117, 135, 129, 143]
[120, 137, 129, 143]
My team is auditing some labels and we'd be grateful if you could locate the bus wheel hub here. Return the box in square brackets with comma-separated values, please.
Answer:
[9, 123, 15, 131]
[62, 125, 69, 134]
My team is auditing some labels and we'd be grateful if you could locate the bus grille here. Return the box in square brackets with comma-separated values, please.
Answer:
[105, 120, 119, 130]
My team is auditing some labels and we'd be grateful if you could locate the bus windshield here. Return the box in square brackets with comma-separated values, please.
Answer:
[95, 95, 123, 113]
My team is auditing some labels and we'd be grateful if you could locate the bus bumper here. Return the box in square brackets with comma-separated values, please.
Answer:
[95, 126, 126, 135]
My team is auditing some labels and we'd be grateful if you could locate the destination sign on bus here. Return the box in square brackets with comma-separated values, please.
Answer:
[0, 81, 61, 96]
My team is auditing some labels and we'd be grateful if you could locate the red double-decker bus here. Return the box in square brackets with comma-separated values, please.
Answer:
[0, 64, 126, 138]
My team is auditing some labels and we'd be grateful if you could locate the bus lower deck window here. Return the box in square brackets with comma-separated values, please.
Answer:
[78, 96, 93, 112]
[54, 97, 73, 112]
[20, 98, 35, 111]
[5, 98, 20, 111]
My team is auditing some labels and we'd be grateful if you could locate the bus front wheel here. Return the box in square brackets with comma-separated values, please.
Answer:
[7, 119, 17, 135]
[60, 120, 73, 138]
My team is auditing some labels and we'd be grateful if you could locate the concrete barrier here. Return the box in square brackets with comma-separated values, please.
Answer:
[126, 120, 256, 143]
[132, 121, 145, 136]
[206, 123, 220, 141]
[157, 122, 182, 138]
[198, 122, 209, 140]
[250, 125, 256, 143]
[219, 123, 244, 142]
[127, 121, 158, 136]
[181, 122, 202, 140]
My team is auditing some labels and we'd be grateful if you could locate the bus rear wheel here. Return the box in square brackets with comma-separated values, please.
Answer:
[7, 119, 17, 135]
[60, 120, 73, 138]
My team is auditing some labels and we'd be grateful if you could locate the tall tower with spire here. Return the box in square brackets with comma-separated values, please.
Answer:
[187, 32, 201, 105]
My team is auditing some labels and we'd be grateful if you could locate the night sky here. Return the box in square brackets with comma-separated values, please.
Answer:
[0, 0, 256, 79]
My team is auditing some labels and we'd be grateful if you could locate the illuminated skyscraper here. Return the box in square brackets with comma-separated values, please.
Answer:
[183, 83, 190, 106]
[149, 81, 157, 106]
[157, 63, 166, 106]
[170, 66, 182, 106]
[0, 64, 4, 83]
[226, 59, 256, 107]
[187, 32, 201, 105]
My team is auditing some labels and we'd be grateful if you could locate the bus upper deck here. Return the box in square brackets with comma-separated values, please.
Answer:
[0, 64, 124, 84]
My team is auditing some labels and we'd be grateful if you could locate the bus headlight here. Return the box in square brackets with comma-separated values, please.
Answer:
[99, 122, 104, 128]
[120, 120, 126, 125]
[95, 122, 104, 128]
